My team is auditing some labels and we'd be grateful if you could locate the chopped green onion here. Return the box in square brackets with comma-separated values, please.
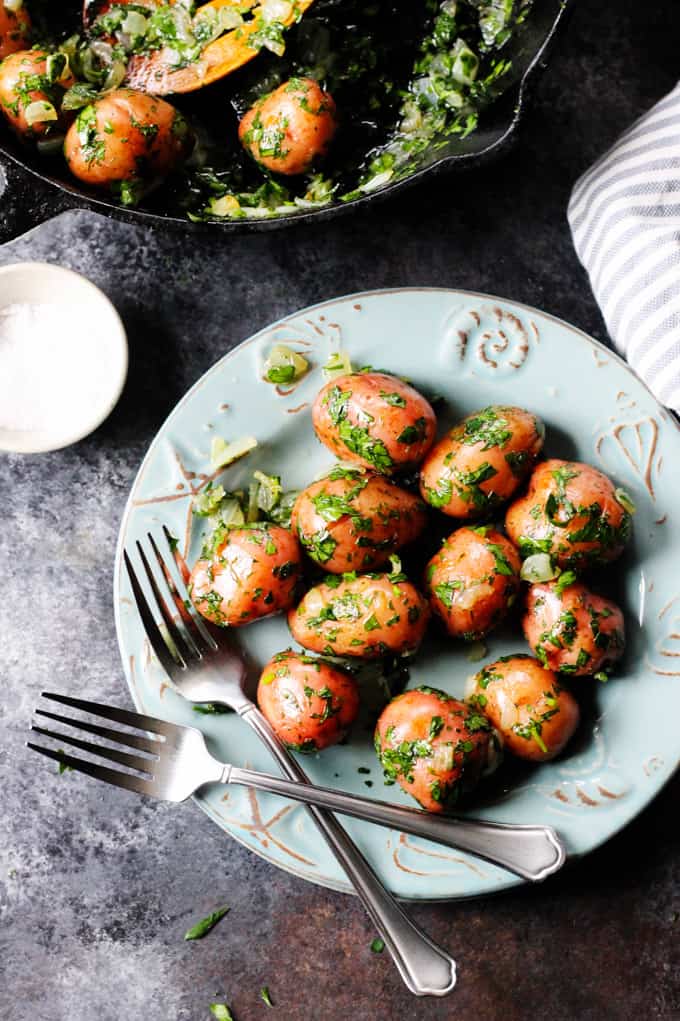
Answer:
[209, 1006, 234, 1021]
[210, 435, 257, 472]
[121, 10, 149, 38]
[322, 350, 353, 381]
[614, 488, 636, 515]
[260, 986, 274, 1007]
[46, 52, 69, 84]
[520, 553, 558, 584]
[24, 101, 58, 126]
[193, 483, 226, 517]
[263, 343, 309, 385]
[451, 40, 479, 85]
[61, 82, 100, 112]
[253, 470, 282, 513]
[184, 905, 229, 941]
[208, 194, 242, 218]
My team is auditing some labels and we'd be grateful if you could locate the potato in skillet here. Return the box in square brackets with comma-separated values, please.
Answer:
[239, 77, 337, 176]
[257, 650, 360, 752]
[420, 406, 544, 518]
[64, 88, 193, 200]
[288, 569, 430, 658]
[292, 464, 428, 573]
[426, 526, 520, 640]
[505, 459, 634, 568]
[312, 372, 436, 475]
[0, 49, 73, 139]
[374, 686, 493, 812]
[190, 523, 302, 627]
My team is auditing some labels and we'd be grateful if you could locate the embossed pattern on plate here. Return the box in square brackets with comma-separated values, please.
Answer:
[114, 289, 680, 900]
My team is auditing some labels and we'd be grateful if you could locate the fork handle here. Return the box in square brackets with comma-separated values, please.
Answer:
[227, 766, 565, 883]
[239, 704, 456, 998]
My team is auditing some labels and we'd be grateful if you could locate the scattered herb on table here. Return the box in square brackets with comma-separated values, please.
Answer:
[184, 905, 230, 941]
[260, 986, 274, 1007]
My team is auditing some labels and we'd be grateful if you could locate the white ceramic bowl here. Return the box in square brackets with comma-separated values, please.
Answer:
[0, 262, 128, 454]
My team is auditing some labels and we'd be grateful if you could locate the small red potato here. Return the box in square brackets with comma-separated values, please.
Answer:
[374, 686, 492, 812]
[288, 571, 430, 658]
[64, 88, 193, 197]
[470, 655, 580, 762]
[257, 650, 360, 752]
[420, 405, 544, 518]
[505, 459, 634, 568]
[426, 526, 520, 640]
[313, 372, 436, 475]
[190, 524, 302, 627]
[239, 77, 336, 175]
[292, 465, 428, 573]
[0, 5, 31, 61]
[0, 49, 73, 139]
[523, 580, 625, 677]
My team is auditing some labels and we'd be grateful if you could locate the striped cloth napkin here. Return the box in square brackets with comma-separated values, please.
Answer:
[568, 83, 680, 414]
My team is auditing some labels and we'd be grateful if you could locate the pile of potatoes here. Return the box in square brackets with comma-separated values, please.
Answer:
[0, 8, 337, 201]
[189, 370, 633, 813]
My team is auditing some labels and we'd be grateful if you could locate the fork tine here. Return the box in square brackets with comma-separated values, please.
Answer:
[156, 530, 218, 652]
[30, 724, 155, 774]
[27, 743, 159, 797]
[146, 532, 207, 658]
[35, 709, 161, 755]
[136, 539, 193, 665]
[40, 692, 177, 738]
[124, 549, 185, 677]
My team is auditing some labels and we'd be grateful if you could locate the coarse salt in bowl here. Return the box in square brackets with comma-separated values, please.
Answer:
[0, 262, 128, 454]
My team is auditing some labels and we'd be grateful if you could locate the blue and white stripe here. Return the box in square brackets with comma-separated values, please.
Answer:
[568, 82, 680, 413]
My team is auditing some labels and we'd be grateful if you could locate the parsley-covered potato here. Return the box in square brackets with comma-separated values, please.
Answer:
[374, 686, 492, 812]
[505, 459, 634, 568]
[0, 5, 31, 61]
[420, 405, 544, 518]
[257, 650, 360, 752]
[523, 579, 625, 678]
[292, 464, 428, 573]
[190, 523, 302, 627]
[288, 571, 430, 658]
[426, 526, 520, 640]
[312, 372, 437, 475]
[0, 49, 73, 139]
[469, 655, 580, 762]
[64, 89, 193, 200]
[239, 77, 337, 176]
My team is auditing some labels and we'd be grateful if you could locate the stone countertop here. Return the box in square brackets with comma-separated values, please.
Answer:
[1, 3, 679, 1019]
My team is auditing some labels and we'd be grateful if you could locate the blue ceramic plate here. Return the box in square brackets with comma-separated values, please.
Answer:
[114, 288, 680, 900]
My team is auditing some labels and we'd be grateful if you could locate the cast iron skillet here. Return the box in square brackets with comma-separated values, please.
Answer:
[0, 0, 576, 237]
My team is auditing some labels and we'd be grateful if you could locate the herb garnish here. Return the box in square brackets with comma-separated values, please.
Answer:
[184, 905, 229, 941]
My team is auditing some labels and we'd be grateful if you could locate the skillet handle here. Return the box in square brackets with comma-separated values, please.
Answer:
[0, 156, 72, 245]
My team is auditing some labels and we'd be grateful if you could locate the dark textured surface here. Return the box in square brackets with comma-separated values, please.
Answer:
[1, 3, 679, 1019]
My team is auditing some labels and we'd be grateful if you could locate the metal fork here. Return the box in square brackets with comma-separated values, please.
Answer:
[119, 528, 561, 996]
[28, 692, 565, 881]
